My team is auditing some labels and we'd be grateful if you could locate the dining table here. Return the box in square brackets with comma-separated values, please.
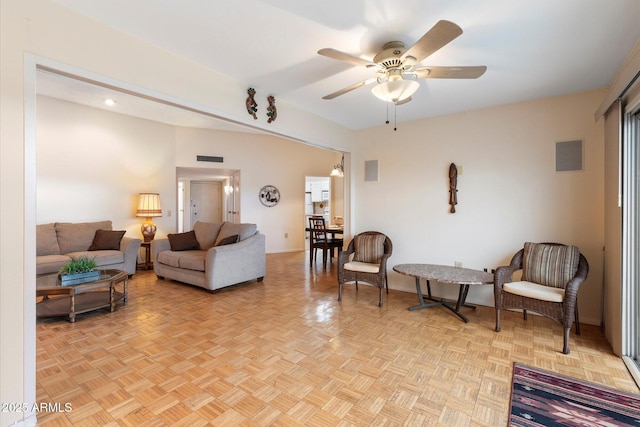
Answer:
[305, 225, 344, 239]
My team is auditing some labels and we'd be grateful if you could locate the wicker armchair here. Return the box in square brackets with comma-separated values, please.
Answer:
[494, 242, 589, 354]
[338, 231, 393, 307]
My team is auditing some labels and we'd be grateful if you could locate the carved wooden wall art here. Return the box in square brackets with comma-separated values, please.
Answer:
[449, 162, 458, 213]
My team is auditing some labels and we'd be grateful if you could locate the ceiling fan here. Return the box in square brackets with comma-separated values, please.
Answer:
[318, 20, 487, 104]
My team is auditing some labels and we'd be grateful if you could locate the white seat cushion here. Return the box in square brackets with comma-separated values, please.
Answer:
[344, 261, 379, 274]
[503, 281, 565, 303]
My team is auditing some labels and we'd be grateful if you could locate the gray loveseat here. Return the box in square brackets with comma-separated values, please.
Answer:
[36, 220, 142, 276]
[151, 221, 266, 292]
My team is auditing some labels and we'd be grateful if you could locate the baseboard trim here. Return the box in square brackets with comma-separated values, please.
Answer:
[266, 248, 305, 254]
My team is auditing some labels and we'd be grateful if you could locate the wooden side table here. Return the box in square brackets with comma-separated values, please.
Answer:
[137, 241, 153, 270]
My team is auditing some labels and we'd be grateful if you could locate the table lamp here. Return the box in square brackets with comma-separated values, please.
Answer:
[136, 193, 162, 242]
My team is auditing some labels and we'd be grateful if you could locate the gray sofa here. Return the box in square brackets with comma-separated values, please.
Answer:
[152, 221, 266, 292]
[36, 220, 142, 276]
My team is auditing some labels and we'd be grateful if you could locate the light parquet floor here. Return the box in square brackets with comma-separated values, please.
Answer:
[36, 252, 639, 426]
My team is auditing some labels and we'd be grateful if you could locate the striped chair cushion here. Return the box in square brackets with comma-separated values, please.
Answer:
[522, 242, 580, 289]
[353, 234, 385, 264]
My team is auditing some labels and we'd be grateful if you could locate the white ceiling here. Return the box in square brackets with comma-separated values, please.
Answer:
[44, 0, 640, 131]
[37, 70, 264, 134]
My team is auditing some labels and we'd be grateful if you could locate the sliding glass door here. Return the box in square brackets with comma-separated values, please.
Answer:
[632, 110, 640, 367]
[622, 100, 640, 372]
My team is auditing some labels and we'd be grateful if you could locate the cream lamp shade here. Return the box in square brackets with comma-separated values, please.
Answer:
[371, 79, 420, 103]
[136, 193, 162, 242]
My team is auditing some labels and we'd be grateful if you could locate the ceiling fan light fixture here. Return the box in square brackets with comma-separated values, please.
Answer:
[371, 79, 419, 103]
[387, 69, 404, 81]
[402, 55, 417, 70]
[318, 20, 486, 102]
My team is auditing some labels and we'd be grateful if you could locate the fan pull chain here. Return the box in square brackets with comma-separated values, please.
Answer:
[394, 103, 397, 131]
[385, 102, 389, 125]
[384, 102, 398, 131]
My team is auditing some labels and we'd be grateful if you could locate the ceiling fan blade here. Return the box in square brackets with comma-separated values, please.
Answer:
[318, 48, 376, 67]
[322, 77, 378, 100]
[403, 20, 463, 63]
[414, 66, 487, 79]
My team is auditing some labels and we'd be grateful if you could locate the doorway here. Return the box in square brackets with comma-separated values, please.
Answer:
[176, 167, 240, 232]
[305, 175, 346, 251]
[226, 171, 241, 223]
[305, 176, 331, 227]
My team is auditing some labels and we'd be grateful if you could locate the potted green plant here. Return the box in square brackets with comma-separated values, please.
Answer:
[58, 255, 100, 286]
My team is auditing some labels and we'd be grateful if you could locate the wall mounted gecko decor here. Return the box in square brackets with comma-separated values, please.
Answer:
[449, 163, 458, 213]
[246, 88, 258, 119]
[266, 95, 277, 123]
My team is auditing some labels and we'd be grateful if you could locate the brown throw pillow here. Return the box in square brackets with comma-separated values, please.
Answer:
[216, 234, 239, 246]
[88, 229, 125, 251]
[167, 230, 200, 251]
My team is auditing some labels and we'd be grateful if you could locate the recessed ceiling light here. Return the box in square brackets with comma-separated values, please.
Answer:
[103, 98, 116, 106]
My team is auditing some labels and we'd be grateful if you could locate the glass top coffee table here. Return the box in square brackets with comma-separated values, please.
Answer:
[36, 269, 128, 322]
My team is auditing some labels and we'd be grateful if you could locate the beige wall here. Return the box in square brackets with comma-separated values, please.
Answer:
[37, 96, 177, 235]
[604, 101, 623, 354]
[2, 4, 33, 426]
[173, 127, 342, 253]
[37, 96, 342, 254]
[354, 90, 606, 325]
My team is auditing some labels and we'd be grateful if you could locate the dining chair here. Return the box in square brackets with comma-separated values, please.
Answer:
[308, 216, 343, 268]
[494, 242, 589, 354]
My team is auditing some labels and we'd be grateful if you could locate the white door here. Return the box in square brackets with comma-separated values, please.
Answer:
[226, 171, 241, 223]
[190, 181, 222, 227]
[177, 180, 186, 232]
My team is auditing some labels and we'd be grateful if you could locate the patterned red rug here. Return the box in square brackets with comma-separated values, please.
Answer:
[509, 363, 640, 426]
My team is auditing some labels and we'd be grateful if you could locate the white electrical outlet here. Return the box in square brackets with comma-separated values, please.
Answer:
[454, 261, 463, 268]
[167, 210, 171, 217]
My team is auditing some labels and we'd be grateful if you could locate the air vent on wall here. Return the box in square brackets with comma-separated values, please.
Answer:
[197, 155, 223, 163]
[555, 140, 583, 172]
[365, 160, 379, 182]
